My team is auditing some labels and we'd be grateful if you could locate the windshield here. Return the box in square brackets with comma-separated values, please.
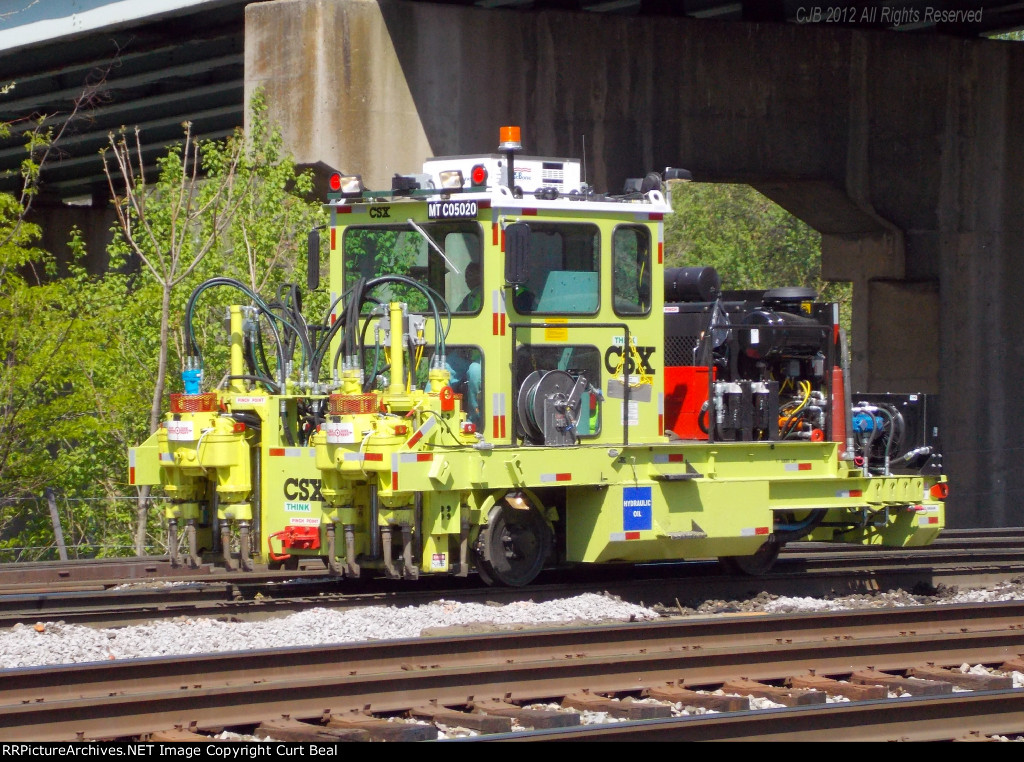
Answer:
[343, 222, 483, 314]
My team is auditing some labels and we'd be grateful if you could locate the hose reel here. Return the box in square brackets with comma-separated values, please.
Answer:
[516, 369, 587, 446]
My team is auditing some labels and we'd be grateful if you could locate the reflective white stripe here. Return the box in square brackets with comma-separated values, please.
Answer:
[540, 473, 571, 482]
[272, 448, 315, 457]
[159, 453, 173, 462]
[398, 452, 431, 463]
[490, 289, 506, 335]
[652, 453, 686, 464]
[406, 416, 437, 447]
[491, 392, 507, 438]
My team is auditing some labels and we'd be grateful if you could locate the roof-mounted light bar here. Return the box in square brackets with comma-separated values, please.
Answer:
[438, 169, 465, 190]
[329, 173, 364, 198]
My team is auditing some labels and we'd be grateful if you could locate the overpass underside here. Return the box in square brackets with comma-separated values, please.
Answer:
[246, 0, 1024, 529]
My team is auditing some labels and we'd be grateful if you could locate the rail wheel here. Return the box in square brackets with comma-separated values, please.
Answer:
[719, 537, 782, 576]
[475, 493, 553, 587]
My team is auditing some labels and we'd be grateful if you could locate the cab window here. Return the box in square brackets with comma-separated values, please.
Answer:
[511, 223, 599, 315]
[612, 225, 652, 316]
[343, 222, 482, 314]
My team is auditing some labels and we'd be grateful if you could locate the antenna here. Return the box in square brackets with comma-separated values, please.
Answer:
[582, 134, 587, 186]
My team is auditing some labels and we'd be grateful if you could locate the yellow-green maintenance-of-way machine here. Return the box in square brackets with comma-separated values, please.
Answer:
[129, 126, 947, 584]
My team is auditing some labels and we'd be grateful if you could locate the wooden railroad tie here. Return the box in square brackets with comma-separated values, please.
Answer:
[721, 678, 827, 707]
[562, 692, 673, 720]
[850, 668, 953, 696]
[254, 717, 369, 742]
[998, 657, 1024, 674]
[788, 674, 887, 701]
[470, 699, 581, 729]
[908, 665, 1013, 691]
[644, 684, 750, 712]
[410, 705, 513, 734]
[327, 713, 438, 741]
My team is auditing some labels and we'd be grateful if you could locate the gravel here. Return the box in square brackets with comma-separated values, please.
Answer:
[0, 592, 658, 670]
[6, 578, 1024, 740]
[659, 577, 1024, 617]
[4, 578, 1024, 672]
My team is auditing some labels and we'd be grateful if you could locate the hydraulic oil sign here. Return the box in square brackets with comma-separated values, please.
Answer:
[623, 486, 652, 532]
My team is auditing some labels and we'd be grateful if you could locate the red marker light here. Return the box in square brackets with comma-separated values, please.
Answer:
[439, 385, 455, 412]
[232, 422, 246, 433]
[329, 173, 342, 192]
[461, 422, 476, 435]
[394, 424, 409, 436]
[471, 164, 488, 185]
[930, 482, 949, 500]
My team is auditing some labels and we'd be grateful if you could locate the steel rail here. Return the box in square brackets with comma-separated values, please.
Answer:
[0, 527, 1008, 590]
[2, 601, 1024, 740]
[3, 537, 1024, 629]
[474, 691, 1024, 742]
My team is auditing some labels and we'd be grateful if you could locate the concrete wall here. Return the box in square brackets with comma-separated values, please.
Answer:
[246, 0, 1024, 528]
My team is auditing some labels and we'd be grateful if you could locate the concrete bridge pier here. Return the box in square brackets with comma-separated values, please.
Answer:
[245, 0, 1024, 528]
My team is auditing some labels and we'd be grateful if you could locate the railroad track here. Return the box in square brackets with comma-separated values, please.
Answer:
[1, 528, 1023, 629]
[4, 600, 1024, 741]
[3, 527, 1018, 590]
[0, 528, 1019, 626]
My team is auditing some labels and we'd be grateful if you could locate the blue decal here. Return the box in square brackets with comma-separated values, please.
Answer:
[623, 486, 653, 532]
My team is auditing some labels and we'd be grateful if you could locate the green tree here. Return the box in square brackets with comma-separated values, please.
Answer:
[664, 182, 850, 324]
[0, 97, 109, 555]
[91, 95, 325, 553]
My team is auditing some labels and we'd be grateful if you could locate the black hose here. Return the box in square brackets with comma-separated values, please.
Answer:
[184, 278, 299, 383]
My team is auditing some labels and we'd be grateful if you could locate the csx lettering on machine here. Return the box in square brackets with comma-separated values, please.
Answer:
[129, 125, 947, 584]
